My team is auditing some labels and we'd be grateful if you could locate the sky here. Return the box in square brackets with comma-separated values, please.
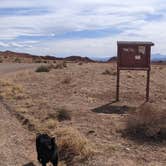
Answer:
[0, 0, 166, 59]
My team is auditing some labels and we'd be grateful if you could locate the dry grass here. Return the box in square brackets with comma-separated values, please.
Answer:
[35, 65, 50, 72]
[56, 108, 72, 121]
[44, 119, 58, 129]
[55, 127, 96, 163]
[61, 76, 72, 84]
[126, 103, 166, 140]
[78, 62, 83, 65]
[47, 63, 57, 70]
[55, 61, 67, 69]
[102, 69, 116, 75]
[0, 79, 24, 99]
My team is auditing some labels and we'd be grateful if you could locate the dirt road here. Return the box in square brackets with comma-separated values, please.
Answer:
[0, 63, 40, 75]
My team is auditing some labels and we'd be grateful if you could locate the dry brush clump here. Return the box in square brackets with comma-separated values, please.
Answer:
[56, 108, 72, 122]
[126, 103, 166, 140]
[0, 79, 24, 99]
[61, 76, 72, 84]
[55, 61, 67, 69]
[102, 69, 116, 76]
[35, 65, 50, 72]
[55, 127, 96, 164]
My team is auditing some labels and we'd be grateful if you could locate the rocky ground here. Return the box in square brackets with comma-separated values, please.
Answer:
[0, 62, 166, 166]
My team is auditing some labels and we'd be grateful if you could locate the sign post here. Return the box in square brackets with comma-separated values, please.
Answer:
[116, 41, 154, 102]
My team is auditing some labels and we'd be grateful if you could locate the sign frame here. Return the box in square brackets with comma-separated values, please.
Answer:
[116, 41, 154, 102]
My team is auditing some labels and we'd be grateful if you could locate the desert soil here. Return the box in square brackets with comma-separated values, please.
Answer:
[0, 63, 40, 166]
[0, 62, 166, 166]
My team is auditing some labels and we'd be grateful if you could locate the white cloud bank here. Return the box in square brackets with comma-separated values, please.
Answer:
[0, 0, 166, 57]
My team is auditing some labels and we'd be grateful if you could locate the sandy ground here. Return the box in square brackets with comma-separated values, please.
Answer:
[0, 62, 166, 166]
[0, 64, 41, 166]
[0, 101, 39, 166]
[0, 63, 41, 75]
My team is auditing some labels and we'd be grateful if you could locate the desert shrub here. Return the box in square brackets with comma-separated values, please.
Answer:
[55, 61, 67, 69]
[78, 62, 83, 65]
[14, 58, 21, 63]
[0, 79, 24, 99]
[127, 74, 132, 78]
[35, 65, 50, 72]
[47, 63, 57, 70]
[63, 61, 67, 67]
[61, 77, 72, 84]
[126, 103, 166, 140]
[55, 127, 96, 163]
[56, 108, 71, 121]
[0, 58, 3, 63]
[43, 60, 48, 63]
[44, 119, 58, 129]
[102, 69, 111, 75]
[102, 69, 116, 75]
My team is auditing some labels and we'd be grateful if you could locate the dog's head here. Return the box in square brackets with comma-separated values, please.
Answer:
[37, 133, 55, 150]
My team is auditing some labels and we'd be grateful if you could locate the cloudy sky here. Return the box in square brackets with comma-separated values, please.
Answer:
[0, 0, 166, 58]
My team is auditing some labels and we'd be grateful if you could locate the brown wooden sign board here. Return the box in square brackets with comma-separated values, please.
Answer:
[116, 41, 154, 101]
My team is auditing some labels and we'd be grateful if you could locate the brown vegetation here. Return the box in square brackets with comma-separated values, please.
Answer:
[35, 65, 50, 72]
[0, 62, 166, 166]
[55, 127, 96, 164]
[56, 108, 72, 121]
[126, 103, 166, 140]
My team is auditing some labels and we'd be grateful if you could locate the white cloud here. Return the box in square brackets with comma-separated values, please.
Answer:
[0, 0, 166, 57]
[0, 42, 9, 47]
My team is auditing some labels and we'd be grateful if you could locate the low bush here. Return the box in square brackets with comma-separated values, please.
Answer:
[102, 69, 116, 75]
[61, 77, 72, 84]
[126, 103, 166, 140]
[14, 58, 21, 63]
[55, 127, 96, 163]
[35, 65, 50, 72]
[56, 108, 71, 121]
[55, 61, 67, 69]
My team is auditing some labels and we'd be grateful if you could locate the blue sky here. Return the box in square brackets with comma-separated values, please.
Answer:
[0, 0, 166, 58]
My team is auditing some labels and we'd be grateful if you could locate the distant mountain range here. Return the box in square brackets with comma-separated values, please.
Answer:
[0, 51, 94, 63]
[151, 54, 166, 61]
[93, 54, 166, 62]
[0, 50, 166, 63]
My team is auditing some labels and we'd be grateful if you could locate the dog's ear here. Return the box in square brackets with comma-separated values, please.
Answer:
[51, 137, 55, 143]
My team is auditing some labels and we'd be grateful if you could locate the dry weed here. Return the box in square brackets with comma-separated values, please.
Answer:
[55, 127, 96, 163]
[44, 119, 58, 129]
[0, 79, 24, 99]
[126, 103, 166, 139]
[102, 69, 116, 75]
[35, 65, 50, 72]
[56, 108, 72, 121]
[61, 77, 72, 84]
[55, 61, 67, 69]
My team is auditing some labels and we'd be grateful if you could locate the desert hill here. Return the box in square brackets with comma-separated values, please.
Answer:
[0, 50, 94, 63]
[64, 55, 94, 62]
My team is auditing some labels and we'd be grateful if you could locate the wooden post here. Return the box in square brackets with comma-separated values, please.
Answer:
[146, 69, 150, 102]
[116, 69, 120, 101]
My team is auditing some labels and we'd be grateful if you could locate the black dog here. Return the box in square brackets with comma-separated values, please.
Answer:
[36, 134, 59, 166]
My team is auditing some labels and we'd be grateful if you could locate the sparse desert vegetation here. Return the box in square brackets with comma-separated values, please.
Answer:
[56, 108, 72, 121]
[35, 65, 50, 72]
[125, 103, 166, 140]
[0, 62, 166, 166]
